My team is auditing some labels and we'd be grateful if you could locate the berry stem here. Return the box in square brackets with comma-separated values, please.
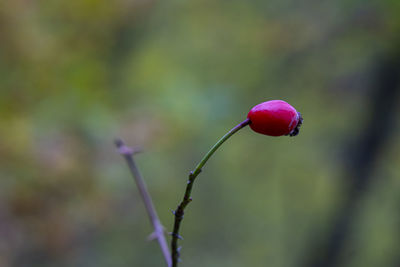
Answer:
[171, 118, 250, 266]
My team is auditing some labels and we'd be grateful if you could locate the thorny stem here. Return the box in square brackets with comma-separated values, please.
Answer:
[171, 118, 251, 266]
[115, 139, 172, 267]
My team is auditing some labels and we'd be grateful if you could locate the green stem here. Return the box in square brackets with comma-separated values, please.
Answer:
[171, 118, 250, 266]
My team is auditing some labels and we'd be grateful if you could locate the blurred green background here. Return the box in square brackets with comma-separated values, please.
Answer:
[1, 0, 400, 266]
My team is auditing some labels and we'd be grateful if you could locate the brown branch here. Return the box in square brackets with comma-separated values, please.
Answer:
[115, 139, 172, 267]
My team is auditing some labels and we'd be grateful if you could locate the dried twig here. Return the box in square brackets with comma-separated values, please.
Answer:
[115, 139, 172, 267]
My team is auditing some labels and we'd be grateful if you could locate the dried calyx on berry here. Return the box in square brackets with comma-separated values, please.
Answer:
[287, 111, 303, 137]
[247, 100, 303, 137]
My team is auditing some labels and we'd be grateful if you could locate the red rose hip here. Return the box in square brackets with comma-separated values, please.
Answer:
[247, 100, 303, 136]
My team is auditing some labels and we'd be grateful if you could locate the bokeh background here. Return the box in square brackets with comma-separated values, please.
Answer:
[1, 0, 400, 266]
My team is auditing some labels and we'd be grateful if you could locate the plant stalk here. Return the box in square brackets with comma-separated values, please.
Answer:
[115, 139, 172, 267]
[171, 118, 250, 266]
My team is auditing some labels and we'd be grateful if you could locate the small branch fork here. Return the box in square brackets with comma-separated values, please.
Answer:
[115, 139, 172, 267]
[170, 118, 250, 266]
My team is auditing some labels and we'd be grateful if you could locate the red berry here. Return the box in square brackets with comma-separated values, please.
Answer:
[247, 100, 303, 136]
